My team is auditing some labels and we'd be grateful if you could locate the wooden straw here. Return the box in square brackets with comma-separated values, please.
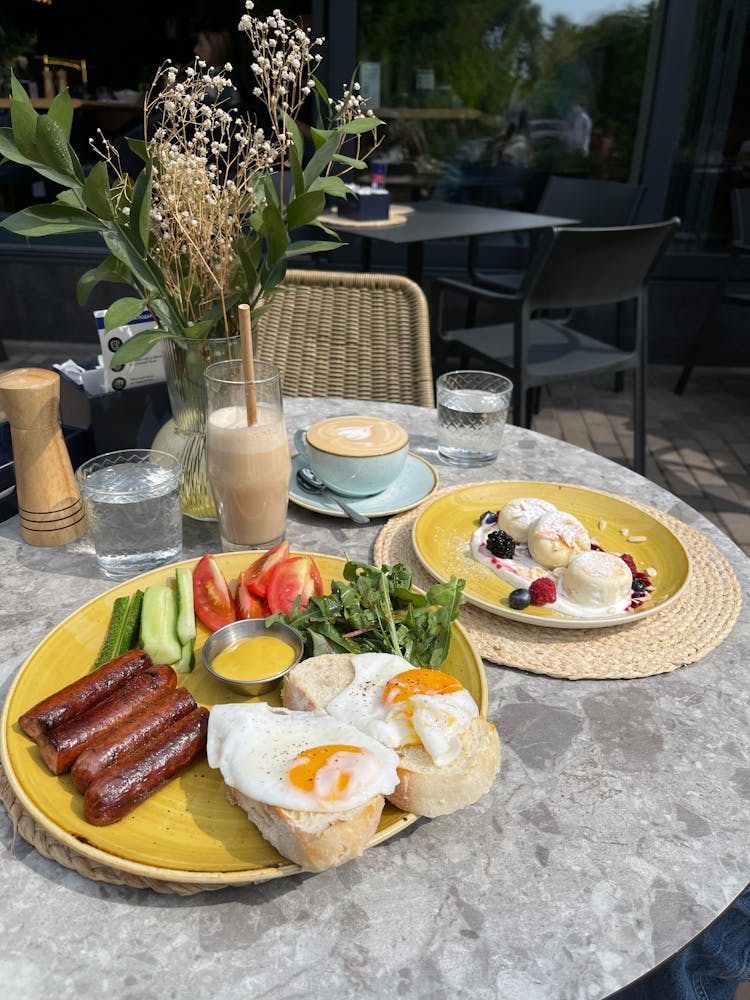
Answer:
[238, 303, 257, 426]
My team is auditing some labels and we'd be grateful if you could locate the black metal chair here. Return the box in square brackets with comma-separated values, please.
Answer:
[432, 218, 680, 475]
[674, 188, 750, 394]
[468, 175, 646, 293]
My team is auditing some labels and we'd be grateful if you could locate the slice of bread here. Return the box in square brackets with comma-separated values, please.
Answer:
[281, 654, 501, 818]
[225, 786, 385, 873]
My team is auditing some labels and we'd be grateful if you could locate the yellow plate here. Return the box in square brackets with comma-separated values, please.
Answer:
[1, 552, 486, 887]
[412, 483, 692, 629]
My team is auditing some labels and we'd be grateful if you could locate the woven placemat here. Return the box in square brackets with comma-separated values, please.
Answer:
[0, 762, 231, 894]
[373, 486, 743, 680]
[319, 204, 414, 229]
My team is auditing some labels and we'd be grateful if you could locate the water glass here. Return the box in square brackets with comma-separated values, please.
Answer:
[205, 359, 291, 552]
[436, 370, 513, 466]
[76, 449, 183, 580]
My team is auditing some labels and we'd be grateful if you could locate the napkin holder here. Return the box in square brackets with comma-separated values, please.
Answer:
[0, 368, 88, 546]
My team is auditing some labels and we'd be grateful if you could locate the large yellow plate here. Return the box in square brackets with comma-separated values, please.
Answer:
[412, 483, 691, 629]
[1, 552, 486, 887]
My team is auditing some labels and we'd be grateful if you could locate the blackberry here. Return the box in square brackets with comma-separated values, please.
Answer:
[485, 529, 516, 559]
[631, 577, 648, 594]
[508, 588, 531, 610]
[479, 510, 498, 525]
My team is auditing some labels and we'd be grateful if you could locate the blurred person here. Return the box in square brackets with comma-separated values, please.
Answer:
[564, 95, 592, 157]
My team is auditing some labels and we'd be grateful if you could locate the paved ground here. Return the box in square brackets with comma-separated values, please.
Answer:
[1, 338, 748, 556]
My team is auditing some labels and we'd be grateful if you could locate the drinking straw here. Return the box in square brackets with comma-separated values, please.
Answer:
[238, 303, 257, 426]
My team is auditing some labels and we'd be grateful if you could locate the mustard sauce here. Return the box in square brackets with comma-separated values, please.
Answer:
[212, 636, 297, 681]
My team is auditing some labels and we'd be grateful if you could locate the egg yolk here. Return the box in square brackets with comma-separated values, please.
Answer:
[287, 744, 366, 801]
[382, 668, 463, 709]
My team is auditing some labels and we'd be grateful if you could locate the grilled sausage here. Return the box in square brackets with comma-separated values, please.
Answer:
[83, 707, 209, 826]
[36, 665, 178, 775]
[70, 686, 198, 793]
[18, 650, 152, 740]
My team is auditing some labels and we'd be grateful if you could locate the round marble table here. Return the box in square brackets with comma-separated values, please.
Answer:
[1, 397, 747, 1000]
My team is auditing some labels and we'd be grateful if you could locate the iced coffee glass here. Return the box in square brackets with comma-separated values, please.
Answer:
[205, 359, 291, 551]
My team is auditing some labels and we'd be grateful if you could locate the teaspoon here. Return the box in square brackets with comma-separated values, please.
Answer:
[296, 467, 370, 524]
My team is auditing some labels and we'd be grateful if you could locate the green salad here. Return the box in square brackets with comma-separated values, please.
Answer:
[268, 560, 466, 669]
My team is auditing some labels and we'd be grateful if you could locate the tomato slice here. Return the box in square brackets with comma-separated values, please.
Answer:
[243, 540, 291, 598]
[192, 554, 236, 632]
[235, 570, 271, 620]
[266, 555, 324, 616]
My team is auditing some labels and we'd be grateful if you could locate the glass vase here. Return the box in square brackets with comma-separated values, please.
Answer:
[153, 335, 240, 520]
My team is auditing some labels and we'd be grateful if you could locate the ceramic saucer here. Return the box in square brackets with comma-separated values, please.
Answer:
[289, 452, 438, 519]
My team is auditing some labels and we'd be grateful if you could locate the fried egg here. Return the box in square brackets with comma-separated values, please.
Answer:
[326, 653, 479, 767]
[207, 703, 400, 813]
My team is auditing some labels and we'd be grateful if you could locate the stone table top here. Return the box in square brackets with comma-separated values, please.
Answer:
[1, 397, 748, 1000]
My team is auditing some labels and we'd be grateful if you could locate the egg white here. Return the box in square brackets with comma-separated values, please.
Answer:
[207, 702, 400, 813]
[326, 653, 479, 767]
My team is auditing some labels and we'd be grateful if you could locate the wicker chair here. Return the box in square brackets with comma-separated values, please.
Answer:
[255, 269, 435, 406]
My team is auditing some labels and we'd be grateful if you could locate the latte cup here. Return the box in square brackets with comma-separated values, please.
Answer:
[295, 415, 409, 497]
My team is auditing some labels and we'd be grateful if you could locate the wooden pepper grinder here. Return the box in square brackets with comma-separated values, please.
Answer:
[0, 368, 88, 546]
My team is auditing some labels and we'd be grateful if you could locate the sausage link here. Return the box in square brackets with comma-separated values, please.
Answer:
[71, 686, 198, 793]
[18, 650, 152, 740]
[83, 707, 209, 826]
[36, 665, 177, 775]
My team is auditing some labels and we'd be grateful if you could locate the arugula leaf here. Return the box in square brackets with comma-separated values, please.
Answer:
[268, 560, 465, 668]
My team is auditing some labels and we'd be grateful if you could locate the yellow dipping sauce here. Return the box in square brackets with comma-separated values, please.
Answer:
[211, 635, 297, 681]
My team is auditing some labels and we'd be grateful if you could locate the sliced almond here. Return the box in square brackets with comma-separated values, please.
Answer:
[629, 535, 647, 543]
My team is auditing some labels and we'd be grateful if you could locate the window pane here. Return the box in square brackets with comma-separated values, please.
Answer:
[357, 0, 655, 209]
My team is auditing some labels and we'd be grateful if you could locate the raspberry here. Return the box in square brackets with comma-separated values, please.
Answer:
[620, 553, 638, 575]
[529, 577, 557, 606]
[485, 529, 516, 559]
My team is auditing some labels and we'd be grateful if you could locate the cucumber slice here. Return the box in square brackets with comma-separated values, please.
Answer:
[117, 589, 144, 656]
[92, 596, 130, 668]
[174, 637, 195, 674]
[140, 585, 182, 666]
[175, 567, 196, 646]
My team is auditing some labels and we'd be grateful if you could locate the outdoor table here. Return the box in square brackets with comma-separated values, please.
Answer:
[0, 396, 747, 1000]
[325, 201, 575, 286]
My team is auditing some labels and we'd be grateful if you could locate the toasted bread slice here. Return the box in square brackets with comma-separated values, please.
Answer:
[281, 654, 501, 818]
[225, 786, 385, 873]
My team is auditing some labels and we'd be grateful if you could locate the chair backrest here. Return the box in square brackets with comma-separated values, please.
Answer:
[255, 269, 435, 406]
[521, 218, 680, 312]
[537, 175, 645, 226]
[730, 188, 750, 246]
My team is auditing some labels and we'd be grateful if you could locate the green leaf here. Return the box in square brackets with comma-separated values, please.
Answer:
[0, 203, 105, 237]
[261, 202, 288, 264]
[332, 152, 368, 170]
[286, 189, 326, 231]
[82, 162, 115, 220]
[285, 239, 343, 257]
[339, 117, 384, 136]
[36, 115, 78, 180]
[102, 231, 157, 290]
[9, 74, 39, 161]
[77, 254, 134, 305]
[104, 297, 148, 332]
[129, 163, 153, 252]
[110, 329, 176, 366]
[124, 137, 148, 164]
[48, 90, 75, 143]
[281, 110, 304, 168]
[0, 127, 80, 189]
[302, 131, 342, 188]
[309, 174, 351, 199]
[259, 255, 287, 296]
[286, 141, 305, 197]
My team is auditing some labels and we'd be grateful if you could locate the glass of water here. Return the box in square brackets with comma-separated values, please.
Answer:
[76, 449, 183, 580]
[436, 370, 513, 466]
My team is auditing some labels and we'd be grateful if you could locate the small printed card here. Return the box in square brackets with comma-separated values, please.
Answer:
[94, 309, 166, 393]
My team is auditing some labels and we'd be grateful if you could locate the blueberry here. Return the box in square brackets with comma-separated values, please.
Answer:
[509, 588, 531, 610]
[632, 578, 647, 594]
[480, 510, 498, 525]
[485, 529, 516, 559]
